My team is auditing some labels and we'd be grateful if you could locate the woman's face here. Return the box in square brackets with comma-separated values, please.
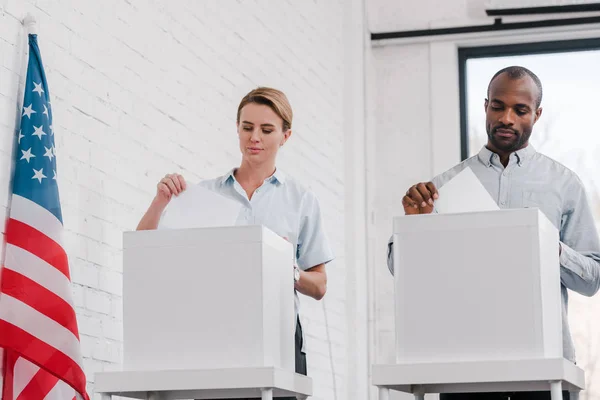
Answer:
[237, 103, 291, 165]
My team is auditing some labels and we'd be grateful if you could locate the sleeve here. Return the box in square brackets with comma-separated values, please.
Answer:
[387, 235, 394, 275]
[296, 191, 335, 270]
[559, 177, 600, 297]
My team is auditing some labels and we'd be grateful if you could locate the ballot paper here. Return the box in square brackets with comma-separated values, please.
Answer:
[157, 184, 242, 230]
[434, 166, 500, 214]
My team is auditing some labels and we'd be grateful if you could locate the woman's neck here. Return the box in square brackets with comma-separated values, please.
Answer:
[234, 160, 276, 198]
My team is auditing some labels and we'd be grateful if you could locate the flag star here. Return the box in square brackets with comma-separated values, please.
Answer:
[43, 104, 49, 117]
[49, 124, 54, 135]
[43, 146, 54, 161]
[18, 130, 24, 144]
[32, 168, 46, 183]
[22, 104, 36, 119]
[32, 125, 47, 140]
[20, 148, 36, 163]
[53, 170, 57, 180]
[33, 82, 45, 97]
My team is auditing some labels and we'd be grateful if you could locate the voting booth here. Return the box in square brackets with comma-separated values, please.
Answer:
[372, 208, 585, 400]
[95, 188, 313, 400]
[392, 208, 562, 363]
[122, 225, 296, 372]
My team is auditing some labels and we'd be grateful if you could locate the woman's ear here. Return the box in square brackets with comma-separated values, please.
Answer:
[281, 129, 292, 146]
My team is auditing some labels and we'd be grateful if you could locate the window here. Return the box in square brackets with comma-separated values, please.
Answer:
[460, 39, 600, 400]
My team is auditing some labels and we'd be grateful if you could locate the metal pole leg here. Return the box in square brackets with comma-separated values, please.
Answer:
[414, 385, 425, 400]
[261, 388, 273, 400]
[379, 387, 390, 400]
[147, 391, 161, 400]
[550, 381, 563, 400]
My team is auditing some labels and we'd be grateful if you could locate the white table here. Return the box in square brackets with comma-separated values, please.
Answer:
[94, 367, 312, 400]
[372, 358, 585, 400]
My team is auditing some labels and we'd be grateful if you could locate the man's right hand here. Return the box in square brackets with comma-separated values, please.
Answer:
[402, 182, 438, 215]
[154, 173, 187, 208]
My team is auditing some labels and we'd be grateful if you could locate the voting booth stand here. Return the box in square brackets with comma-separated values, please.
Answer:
[372, 209, 585, 400]
[94, 226, 312, 400]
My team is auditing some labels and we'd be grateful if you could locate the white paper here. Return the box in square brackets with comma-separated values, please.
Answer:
[434, 167, 500, 214]
[157, 184, 242, 230]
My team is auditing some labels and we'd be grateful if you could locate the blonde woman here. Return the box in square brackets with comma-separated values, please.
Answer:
[137, 87, 334, 398]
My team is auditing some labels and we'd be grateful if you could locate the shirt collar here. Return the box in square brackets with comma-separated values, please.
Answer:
[477, 144, 536, 167]
[220, 168, 286, 186]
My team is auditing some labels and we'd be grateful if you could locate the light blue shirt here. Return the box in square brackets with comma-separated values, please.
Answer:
[387, 145, 600, 362]
[197, 168, 334, 348]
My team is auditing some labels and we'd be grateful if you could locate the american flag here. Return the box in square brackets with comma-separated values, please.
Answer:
[0, 34, 89, 400]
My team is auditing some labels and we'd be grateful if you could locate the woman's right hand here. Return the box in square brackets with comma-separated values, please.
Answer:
[154, 173, 187, 208]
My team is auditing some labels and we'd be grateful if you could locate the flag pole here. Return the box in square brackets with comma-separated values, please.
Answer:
[23, 13, 37, 35]
[1, 15, 38, 389]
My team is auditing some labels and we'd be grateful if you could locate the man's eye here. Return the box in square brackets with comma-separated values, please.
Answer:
[263, 130, 273, 134]
[243, 126, 252, 131]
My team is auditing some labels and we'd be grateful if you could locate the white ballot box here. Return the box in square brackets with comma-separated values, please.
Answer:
[392, 208, 562, 364]
[122, 225, 295, 372]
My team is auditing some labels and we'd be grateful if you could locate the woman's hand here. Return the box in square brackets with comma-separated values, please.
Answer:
[155, 173, 187, 208]
[136, 173, 187, 231]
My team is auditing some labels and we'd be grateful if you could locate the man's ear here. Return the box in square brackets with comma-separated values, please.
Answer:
[534, 107, 543, 124]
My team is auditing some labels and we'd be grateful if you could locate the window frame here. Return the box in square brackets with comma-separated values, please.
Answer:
[458, 38, 600, 160]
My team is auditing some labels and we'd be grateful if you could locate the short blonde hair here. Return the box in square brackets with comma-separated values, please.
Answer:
[237, 87, 293, 131]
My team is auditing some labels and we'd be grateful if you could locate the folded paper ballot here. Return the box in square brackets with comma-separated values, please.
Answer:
[157, 184, 242, 230]
[434, 167, 500, 214]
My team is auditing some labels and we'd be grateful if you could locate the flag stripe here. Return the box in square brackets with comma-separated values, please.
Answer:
[2, 350, 19, 400]
[5, 218, 70, 280]
[16, 366, 59, 400]
[0, 295, 83, 369]
[1, 268, 80, 339]
[42, 375, 76, 400]
[0, 321, 87, 399]
[13, 355, 40, 399]
[4, 243, 74, 308]
[9, 194, 63, 246]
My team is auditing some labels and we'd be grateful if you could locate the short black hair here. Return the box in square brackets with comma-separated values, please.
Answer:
[487, 66, 543, 108]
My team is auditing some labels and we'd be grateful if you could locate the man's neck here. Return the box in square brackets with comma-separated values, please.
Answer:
[486, 143, 528, 168]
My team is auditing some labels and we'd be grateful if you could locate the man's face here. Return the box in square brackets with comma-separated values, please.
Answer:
[485, 74, 542, 155]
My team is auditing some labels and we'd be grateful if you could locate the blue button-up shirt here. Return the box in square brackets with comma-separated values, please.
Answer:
[388, 145, 600, 361]
[197, 169, 334, 339]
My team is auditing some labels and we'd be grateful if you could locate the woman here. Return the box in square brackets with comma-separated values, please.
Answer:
[137, 87, 334, 398]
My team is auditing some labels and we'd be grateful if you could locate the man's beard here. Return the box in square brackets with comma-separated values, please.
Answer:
[487, 126, 530, 152]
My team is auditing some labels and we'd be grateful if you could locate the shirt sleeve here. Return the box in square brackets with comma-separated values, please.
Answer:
[387, 235, 394, 275]
[559, 177, 600, 296]
[296, 191, 335, 270]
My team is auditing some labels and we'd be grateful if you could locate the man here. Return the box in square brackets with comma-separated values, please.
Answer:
[387, 66, 600, 400]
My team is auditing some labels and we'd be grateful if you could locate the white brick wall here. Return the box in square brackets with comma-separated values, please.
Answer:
[0, 1, 363, 399]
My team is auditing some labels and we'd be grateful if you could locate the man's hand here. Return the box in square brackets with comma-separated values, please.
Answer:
[402, 182, 438, 215]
